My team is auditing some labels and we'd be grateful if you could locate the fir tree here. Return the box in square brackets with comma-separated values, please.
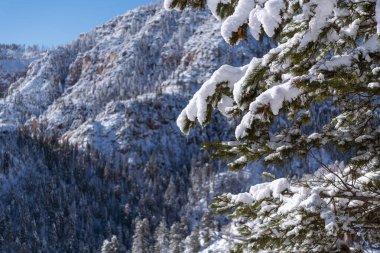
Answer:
[131, 218, 151, 253]
[2, 151, 10, 175]
[168, 222, 187, 253]
[101, 235, 119, 253]
[184, 226, 201, 253]
[153, 219, 169, 253]
[166, 0, 380, 251]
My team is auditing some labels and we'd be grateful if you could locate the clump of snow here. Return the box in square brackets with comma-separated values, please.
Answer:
[357, 171, 380, 185]
[177, 64, 248, 133]
[163, 0, 175, 10]
[249, 80, 301, 115]
[372, 67, 380, 75]
[217, 95, 235, 116]
[298, 0, 337, 49]
[319, 55, 353, 71]
[221, 0, 256, 42]
[308, 133, 322, 140]
[233, 192, 255, 204]
[235, 80, 301, 139]
[341, 19, 360, 38]
[232, 178, 290, 203]
[249, 0, 285, 39]
[363, 35, 380, 53]
[355, 135, 374, 143]
[233, 57, 262, 106]
[207, 0, 232, 19]
[368, 82, 380, 89]
[218, 0, 287, 42]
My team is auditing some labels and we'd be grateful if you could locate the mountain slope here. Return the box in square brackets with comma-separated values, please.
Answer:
[0, 44, 42, 97]
[0, 3, 272, 252]
[0, 4, 266, 148]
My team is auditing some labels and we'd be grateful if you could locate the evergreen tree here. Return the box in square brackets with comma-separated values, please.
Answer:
[200, 211, 215, 246]
[166, 0, 380, 251]
[131, 218, 151, 253]
[164, 176, 181, 223]
[168, 222, 186, 253]
[101, 235, 119, 253]
[153, 219, 169, 253]
[2, 151, 10, 175]
[184, 226, 201, 253]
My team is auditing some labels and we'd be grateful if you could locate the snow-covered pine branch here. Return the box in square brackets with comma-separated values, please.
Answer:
[212, 160, 380, 252]
[168, 0, 380, 167]
[165, 0, 380, 251]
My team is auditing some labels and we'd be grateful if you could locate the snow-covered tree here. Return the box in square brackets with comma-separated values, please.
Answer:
[131, 218, 151, 253]
[168, 220, 188, 253]
[101, 235, 119, 253]
[165, 0, 380, 251]
[153, 219, 169, 253]
[184, 226, 201, 253]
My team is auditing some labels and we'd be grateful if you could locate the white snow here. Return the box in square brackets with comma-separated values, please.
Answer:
[363, 35, 380, 53]
[357, 171, 380, 185]
[163, 0, 175, 10]
[298, 0, 337, 49]
[308, 133, 322, 140]
[368, 82, 380, 89]
[221, 0, 256, 42]
[368, 82, 380, 88]
[207, 0, 232, 19]
[231, 178, 290, 204]
[319, 55, 352, 71]
[372, 67, 380, 75]
[234, 192, 255, 204]
[249, 0, 285, 39]
[235, 80, 301, 139]
[355, 135, 374, 143]
[233, 57, 262, 106]
[341, 19, 360, 38]
[177, 64, 248, 133]
[217, 95, 235, 116]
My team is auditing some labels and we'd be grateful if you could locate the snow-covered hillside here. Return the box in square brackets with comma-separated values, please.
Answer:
[0, 4, 267, 151]
[0, 44, 43, 97]
[0, 3, 273, 252]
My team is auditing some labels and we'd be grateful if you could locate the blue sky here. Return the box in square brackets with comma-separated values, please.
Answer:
[0, 0, 155, 47]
